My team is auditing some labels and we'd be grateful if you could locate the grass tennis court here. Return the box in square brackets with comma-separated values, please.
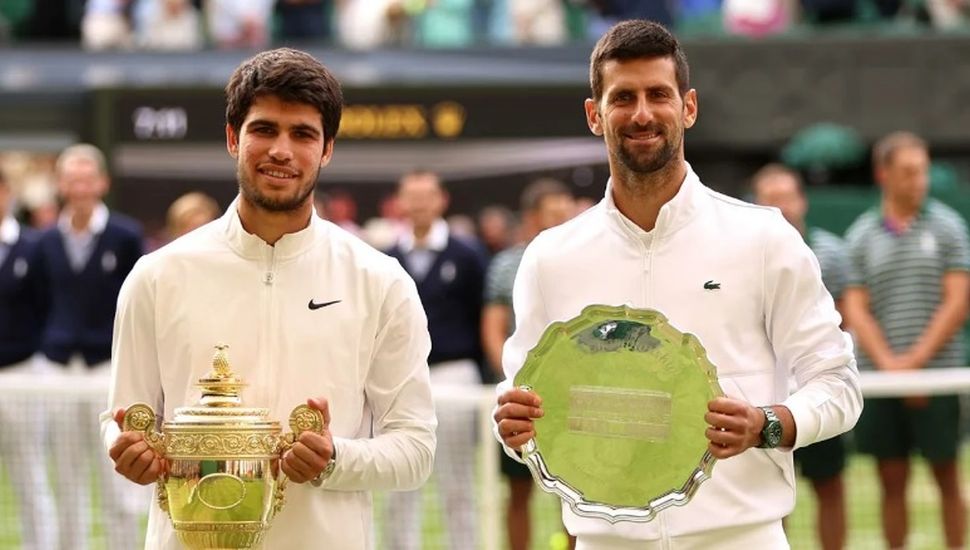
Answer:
[1, 444, 967, 549]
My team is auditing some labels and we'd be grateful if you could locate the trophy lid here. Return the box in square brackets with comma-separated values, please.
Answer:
[169, 344, 277, 427]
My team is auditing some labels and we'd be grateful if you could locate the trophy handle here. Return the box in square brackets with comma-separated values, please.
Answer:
[122, 403, 166, 454]
[122, 403, 169, 512]
[272, 404, 324, 515]
[279, 404, 325, 453]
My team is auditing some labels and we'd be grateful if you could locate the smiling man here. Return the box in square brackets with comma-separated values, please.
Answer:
[101, 48, 437, 549]
[493, 20, 862, 549]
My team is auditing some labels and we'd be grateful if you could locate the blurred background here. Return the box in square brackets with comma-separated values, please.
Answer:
[1, 0, 970, 549]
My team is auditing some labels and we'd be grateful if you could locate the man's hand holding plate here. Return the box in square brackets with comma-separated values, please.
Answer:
[494, 387, 544, 449]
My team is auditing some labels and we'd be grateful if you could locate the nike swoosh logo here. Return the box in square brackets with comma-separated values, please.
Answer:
[308, 299, 342, 310]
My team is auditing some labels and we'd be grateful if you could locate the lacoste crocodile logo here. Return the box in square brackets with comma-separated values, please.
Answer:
[703, 280, 721, 290]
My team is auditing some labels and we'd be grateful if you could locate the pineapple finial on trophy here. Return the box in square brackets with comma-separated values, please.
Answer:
[212, 343, 232, 378]
[197, 343, 246, 407]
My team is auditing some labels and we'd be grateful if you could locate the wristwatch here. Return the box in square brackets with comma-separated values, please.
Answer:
[310, 446, 337, 487]
[757, 406, 783, 449]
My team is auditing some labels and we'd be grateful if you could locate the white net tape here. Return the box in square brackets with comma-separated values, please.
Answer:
[0, 368, 968, 549]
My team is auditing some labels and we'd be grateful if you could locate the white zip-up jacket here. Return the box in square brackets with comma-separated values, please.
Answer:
[101, 200, 436, 549]
[499, 165, 862, 542]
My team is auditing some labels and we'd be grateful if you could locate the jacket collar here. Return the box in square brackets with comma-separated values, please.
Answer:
[0, 216, 19, 246]
[398, 218, 449, 254]
[222, 196, 321, 261]
[58, 202, 109, 237]
[603, 161, 702, 243]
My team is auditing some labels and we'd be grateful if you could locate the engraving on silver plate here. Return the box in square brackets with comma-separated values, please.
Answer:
[567, 386, 672, 442]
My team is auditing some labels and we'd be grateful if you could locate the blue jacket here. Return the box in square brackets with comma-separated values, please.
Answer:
[38, 212, 143, 366]
[386, 235, 486, 370]
[0, 225, 46, 367]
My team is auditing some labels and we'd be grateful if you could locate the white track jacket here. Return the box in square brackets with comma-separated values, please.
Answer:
[499, 164, 862, 542]
[101, 200, 436, 549]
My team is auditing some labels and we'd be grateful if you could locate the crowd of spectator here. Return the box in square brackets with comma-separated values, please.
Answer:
[0, 0, 968, 51]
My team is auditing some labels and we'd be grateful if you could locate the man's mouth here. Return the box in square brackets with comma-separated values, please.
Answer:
[258, 166, 298, 181]
[625, 130, 663, 142]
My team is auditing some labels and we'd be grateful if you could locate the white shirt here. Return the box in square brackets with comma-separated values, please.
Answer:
[101, 198, 437, 549]
[398, 219, 449, 282]
[58, 203, 109, 272]
[0, 216, 20, 267]
[498, 164, 861, 541]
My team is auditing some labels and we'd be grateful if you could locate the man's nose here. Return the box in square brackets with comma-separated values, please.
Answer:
[631, 95, 654, 127]
[268, 137, 294, 162]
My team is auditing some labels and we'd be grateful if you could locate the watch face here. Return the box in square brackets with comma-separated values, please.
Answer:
[760, 407, 783, 448]
[765, 422, 783, 447]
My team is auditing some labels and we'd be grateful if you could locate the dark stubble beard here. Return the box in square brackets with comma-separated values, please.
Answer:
[237, 164, 319, 213]
[615, 123, 680, 176]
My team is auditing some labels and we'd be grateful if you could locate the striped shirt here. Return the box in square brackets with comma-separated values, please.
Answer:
[484, 244, 526, 335]
[845, 199, 970, 370]
[807, 227, 849, 301]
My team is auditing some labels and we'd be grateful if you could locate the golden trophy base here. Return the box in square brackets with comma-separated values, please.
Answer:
[174, 520, 266, 549]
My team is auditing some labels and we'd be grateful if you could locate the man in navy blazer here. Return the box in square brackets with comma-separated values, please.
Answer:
[36, 144, 144, 550]
[383, 170, 487, 550]
[0, 167, 56, 550]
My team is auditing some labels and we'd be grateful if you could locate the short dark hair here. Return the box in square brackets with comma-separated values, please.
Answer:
[397, 169, 445, 193]
[750, 163, 803, 196]
[872, 131, 927, 168]
[589, 20, 690, 101]
[225, 48, 343, 143]
[520, 178, 571, 212]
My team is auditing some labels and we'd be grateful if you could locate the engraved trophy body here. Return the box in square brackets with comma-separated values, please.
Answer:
[123, 345, 322, 549]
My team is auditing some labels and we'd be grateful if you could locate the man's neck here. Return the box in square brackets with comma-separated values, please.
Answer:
[611, 160, 687, 232]
[882, 198, 921, 230]
[68, 206, 95, 233]
[412, 223, 432, 246]
[237, 199, 312, 246]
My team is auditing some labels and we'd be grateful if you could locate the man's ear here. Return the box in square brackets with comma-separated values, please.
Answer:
[585, 98, 603, 137]
[226, 123, 239, 159]
[683, 89, 698, 130]
[320, 138, 335, 168]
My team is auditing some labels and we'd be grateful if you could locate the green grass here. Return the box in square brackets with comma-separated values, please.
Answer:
[2, 446, 968, 549]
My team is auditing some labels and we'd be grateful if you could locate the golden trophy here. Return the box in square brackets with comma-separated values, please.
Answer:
[123, 345, 323, 549]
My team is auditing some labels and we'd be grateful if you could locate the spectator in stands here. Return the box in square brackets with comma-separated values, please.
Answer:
[165, 190, 220, 240]
[493, 19, 862, 547]
[477, 204, 516, 257]
[508, 0, 567, 45]
[81, 0, 133, 50]
[0, 167, 55, 550]
[315, 187, 362, 236]
[723, 0, 794, 36]
[752, 164, 849, 550]
[362, 192, 406, 250]
[276, 0, 332, 42]
[413, 0, 476, 47]
[384, 169, 487, 550]
[36, 143, 144, 550]
[844, 131, 969, 550]
[336, 0, 403, 49]
[925, 0, 970, 29]
[103, 48, 436, 549]
[134, 0, 202, 51]
[481, 177, 574, 550]
[584, 0, 674, 40]
[448, 212, 482, 244]
[205, 0, 273, 49]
